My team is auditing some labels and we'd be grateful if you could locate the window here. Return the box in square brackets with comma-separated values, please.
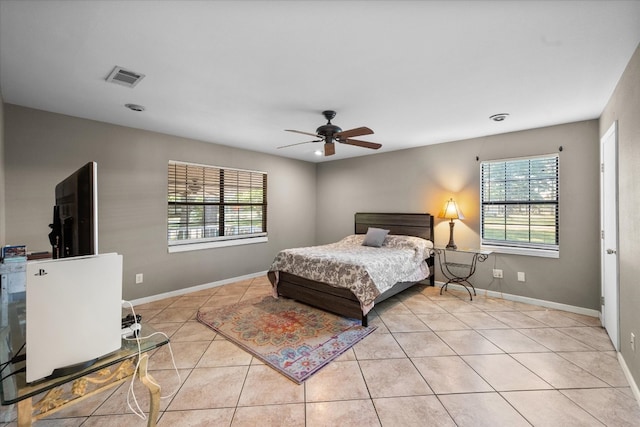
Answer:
[167, 161, 267, 251]
[481, 154, 559, 257]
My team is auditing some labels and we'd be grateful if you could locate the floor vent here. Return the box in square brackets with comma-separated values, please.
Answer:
[106, 66, 145, 88]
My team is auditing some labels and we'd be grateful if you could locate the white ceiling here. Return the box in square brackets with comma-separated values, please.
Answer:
[1, 1, 639, 163]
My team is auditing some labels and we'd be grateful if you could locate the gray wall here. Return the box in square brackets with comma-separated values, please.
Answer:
[600, 43, 640, 389]
[0, 90, 5, 246]
[4, 105, 317, 300]
[2, 104, 603, 311]
[317, 120, 601, 310]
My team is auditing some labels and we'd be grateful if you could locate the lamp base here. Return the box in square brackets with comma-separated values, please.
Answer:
[446, 220, 457, 250]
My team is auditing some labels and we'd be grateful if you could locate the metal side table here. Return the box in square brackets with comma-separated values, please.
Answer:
[433, 247, 492, 300]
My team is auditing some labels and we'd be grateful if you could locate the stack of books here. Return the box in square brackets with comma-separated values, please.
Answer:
[1, 245, 27, 263]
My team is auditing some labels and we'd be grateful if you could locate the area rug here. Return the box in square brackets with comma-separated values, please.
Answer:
[196, 296, 376, 384]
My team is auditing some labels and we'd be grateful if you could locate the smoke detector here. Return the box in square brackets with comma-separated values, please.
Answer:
[125, 103, 145, 112]
[106, 66, 145, 88]
[489, 113, 509, 122]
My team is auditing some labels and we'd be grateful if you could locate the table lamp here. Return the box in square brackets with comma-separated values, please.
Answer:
[438, 198, 465, 250]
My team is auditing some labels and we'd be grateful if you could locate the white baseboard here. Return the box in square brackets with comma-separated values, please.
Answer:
[128, 276, 600, 316]
[436, 281, 600, 318]
[617, 352, 640, 406]
[126, 270, 268, 306]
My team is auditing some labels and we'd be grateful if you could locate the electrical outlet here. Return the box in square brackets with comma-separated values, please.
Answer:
[135, 273, 143, 284]
[492, 269, 503, 279]
[632, 333, 636, 352]
[517, 272, 526, 282]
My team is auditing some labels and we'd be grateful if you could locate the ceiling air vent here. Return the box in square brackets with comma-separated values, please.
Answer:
[106, 66, 145, 88]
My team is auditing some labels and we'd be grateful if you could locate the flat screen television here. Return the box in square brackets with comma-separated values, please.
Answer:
[48, 162, 98, 258]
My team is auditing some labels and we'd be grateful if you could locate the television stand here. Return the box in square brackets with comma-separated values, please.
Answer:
[1, 301, 169, 427]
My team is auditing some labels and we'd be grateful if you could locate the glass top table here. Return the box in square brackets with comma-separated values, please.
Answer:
[1, 300, 168, 426]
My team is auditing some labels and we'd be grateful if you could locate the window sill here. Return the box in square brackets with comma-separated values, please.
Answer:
[168, 236, 268, 253]
[480, 245, 559, 259]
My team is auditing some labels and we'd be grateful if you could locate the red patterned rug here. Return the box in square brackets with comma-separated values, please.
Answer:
[197, 296, 376, 384]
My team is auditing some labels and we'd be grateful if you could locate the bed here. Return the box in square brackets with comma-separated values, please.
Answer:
[267, 213, 435, 326]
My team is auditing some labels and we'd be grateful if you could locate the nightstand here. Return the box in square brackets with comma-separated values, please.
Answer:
[433, 247, 492, 300]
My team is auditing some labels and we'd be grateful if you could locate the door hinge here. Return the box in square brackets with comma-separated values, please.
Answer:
[601, 296, 605, 306]
[601, 230, 604, 239]
[601, 163, 604, 173]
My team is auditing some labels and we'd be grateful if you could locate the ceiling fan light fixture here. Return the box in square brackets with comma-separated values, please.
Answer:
[490, 113, 509, 122]
[314, 150, 323, 156]
[282, 110, 380, 156]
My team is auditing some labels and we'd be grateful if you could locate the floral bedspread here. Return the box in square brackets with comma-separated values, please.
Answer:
[268, 235, 433, 315]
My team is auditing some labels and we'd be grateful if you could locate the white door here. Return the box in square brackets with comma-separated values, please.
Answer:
[601, 122, 619, 350]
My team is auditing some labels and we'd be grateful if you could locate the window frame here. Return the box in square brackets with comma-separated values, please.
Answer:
[167, 160, 267, 252]
[480, 153, 559, 258]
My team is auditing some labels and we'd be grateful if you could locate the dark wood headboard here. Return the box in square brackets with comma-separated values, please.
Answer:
[354, 213, 434, 242]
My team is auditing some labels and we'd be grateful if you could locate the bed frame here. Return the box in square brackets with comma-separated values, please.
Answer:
[270, 212, 435, 326]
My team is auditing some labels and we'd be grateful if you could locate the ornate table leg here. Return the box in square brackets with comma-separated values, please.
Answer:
[15, 357, 144, 425]
[17, 397, 33, 427]
[137, 353, 161, 427]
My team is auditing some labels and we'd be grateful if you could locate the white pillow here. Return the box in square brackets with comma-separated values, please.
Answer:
[362, 227, 390, 247]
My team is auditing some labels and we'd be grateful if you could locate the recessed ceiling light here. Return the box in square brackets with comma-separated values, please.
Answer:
[314, 150, 323, 156]
[490, 113, 509, 122]
[125, 103, 145, 112]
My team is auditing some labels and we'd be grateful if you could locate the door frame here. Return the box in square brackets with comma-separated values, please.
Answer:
[600, 121, 619, 350]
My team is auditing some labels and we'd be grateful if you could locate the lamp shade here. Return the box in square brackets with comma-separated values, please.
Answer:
[438, 198, 465, 220]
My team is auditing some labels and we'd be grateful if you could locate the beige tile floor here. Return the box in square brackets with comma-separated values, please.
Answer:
[2, 276, 640, 426]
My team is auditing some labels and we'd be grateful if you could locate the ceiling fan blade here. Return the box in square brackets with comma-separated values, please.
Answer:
[277, 139, 322, 149]
[324, 142, 335, 156]
[335, 126, 373, 139]
[285, 129, 321, 138]
[340, 138, 382, 150]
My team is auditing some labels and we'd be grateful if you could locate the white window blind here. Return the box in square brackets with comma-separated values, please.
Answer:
[481, 154, 558, 252]
[168, 161, 267, 246]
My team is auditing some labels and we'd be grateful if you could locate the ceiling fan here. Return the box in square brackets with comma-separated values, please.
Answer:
[279, 110, 382, 156]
